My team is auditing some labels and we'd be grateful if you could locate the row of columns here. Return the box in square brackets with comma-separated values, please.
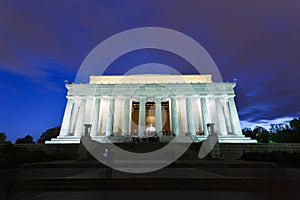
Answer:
[59, 95, 242, 137]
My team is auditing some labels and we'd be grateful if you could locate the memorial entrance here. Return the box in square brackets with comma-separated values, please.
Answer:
[131, 101, 170, 136]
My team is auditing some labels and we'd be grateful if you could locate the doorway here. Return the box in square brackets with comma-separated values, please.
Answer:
[130, 101, 170, 135]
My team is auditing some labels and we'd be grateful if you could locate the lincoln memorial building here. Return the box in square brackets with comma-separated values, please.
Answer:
[46, 74, 256, 144]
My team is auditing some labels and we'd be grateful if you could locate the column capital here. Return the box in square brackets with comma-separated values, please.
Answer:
[225, 95, 236, 99]
[107, 96, 116, 99]
[154, 96, 162, 101]
[86, 95, 97, 99]
[213, 95, 227, 99]
[138, 96, 147, 101]
[73, 97, 86, 104]
[186, 95, 198, 98]
[73, 98, 80, 104]
[77, 96, 87, 99]
[169, 95, 178, 100]
[94, 95, 102, 99]
[122, 96, 131, 100]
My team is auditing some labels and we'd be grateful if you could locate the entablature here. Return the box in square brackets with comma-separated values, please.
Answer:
[66, 82, 236, 97]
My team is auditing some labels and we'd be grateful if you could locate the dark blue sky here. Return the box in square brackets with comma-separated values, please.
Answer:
[0, 0, 299, 142]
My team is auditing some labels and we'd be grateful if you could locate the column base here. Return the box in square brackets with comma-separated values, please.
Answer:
[195, 135, 257, 143]
[45, 135, 133, 144]
[46, 134, 257, 144]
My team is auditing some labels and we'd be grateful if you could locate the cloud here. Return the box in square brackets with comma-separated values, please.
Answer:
[240, 116, 296, 130]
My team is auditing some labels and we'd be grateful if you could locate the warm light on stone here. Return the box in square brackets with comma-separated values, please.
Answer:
[89, 74, 212, 84]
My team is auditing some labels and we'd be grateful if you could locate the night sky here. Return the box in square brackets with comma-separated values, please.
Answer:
[0, 0, 299, 142]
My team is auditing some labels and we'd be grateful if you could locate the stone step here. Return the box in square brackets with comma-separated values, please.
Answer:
[22, 160, 277, 169]
[12, 177, 300, 191]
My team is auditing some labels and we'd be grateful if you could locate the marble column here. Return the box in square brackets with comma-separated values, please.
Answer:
[122, 96, 130, 136]
[200, 96, 210, 135]
[155, 96, 163, 136]
[59, 98, 74, 136]
[106, 97, 115, 136]
[138, 96, 146, 137]
[186, 96, 195, 135]
[170, 96, 179, 135]
[70, 102, 79, 135]
[215, 97, 227, 135]
[224, 99, 233, 135]
[228, 97, 243, 135]
[90, 97, 101, 136]
[74, 98, 86, 136]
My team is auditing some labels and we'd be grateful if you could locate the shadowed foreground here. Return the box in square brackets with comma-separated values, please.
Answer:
[1, 143, 300, 199]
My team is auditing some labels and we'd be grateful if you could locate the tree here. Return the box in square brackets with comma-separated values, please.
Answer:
[0, 132, 12, 144]
[242, 128, 257, 139]
[290, 118, 300, 132]
[253, 126, 270, 143]
[15, 135, 35, 144]
[0, 132, 6, 143]
[243, 118, 300, 143]
[37, 126, 61, 143]
[269, 124, 285, 134]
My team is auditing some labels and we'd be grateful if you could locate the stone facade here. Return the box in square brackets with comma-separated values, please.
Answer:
[46, 74, 257, 144]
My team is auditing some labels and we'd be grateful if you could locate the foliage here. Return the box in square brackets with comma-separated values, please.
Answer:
[0, 132, 7, 143]
[37, 126, 61, 143]
[242, 118, 300, 143]
[253, 126, 270, 143]
[242, 128, 257, 140]
[0, 132, 12, 145]
[15, 135, 35, 144]
[290, 118, 300, 131]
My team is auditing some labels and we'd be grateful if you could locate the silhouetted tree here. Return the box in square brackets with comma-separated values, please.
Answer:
[242, 128, 257, 139]
[243, 118, 300, 143]
[0, 132, 12, 144]
[268, 118, 300, 143]
[269, 124, 279, 134]
[269, 128, 292, 143]
[0, 132, 6, 143]
[37, 126, 60, 143]
[15, 135, 35, 144]
[253, 126, 270, 143]
[290, 118, 300, 132]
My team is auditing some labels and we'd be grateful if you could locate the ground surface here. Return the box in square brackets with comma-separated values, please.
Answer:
[1, 160, 300, 200]
[1, 143, 300, 199]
